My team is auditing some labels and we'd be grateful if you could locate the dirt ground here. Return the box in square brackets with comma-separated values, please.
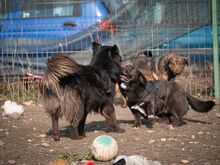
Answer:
[0, 100, 220, 165]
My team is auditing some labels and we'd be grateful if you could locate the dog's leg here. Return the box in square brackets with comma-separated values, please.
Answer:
[69, 124, 83, 140]
[145, 96, 156, 118]
[130, 108, 142, 128]
[172, 114, 186, 127]
[103, 105, 125, 133]
[157, 113, 172, 124]
[121, 97, 127, 108]
[168, 109, 186, 127]
[51, 114, 60, 141]
[78, 112, 88, 137]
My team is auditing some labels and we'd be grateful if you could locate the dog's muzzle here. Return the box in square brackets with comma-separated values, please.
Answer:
[120, 71, 129, 82]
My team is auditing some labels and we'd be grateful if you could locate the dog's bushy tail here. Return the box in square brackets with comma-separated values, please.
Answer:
[186, 93, 215, 112]
[43, 54, 80, 90]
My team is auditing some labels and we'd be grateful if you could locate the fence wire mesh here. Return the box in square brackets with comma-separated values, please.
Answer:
[0, 0, 219, 101]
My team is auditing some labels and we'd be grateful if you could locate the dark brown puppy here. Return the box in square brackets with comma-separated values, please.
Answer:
[119, 65, 215, 127]
[43, 42, 124, 141]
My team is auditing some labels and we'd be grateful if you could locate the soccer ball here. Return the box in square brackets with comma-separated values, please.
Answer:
[91, 135, 118, 161]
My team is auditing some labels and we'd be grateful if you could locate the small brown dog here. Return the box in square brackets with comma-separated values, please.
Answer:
[122, 52, 188, 81]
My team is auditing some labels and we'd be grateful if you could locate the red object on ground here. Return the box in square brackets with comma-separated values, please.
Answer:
[85, 160, 95, 165]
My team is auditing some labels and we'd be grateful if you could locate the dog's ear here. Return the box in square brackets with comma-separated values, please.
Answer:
[111, 44, 119, 54]
[182, 56, 189, 66]
[92, 42, 102, 53]
[163, 54, 173, 66]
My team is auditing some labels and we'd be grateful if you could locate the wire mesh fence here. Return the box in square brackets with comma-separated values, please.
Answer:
[0, 0, 219, 102]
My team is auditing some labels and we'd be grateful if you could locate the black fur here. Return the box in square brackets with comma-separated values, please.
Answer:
[119, 65, 215, 127]
[43, 42, 124, 140]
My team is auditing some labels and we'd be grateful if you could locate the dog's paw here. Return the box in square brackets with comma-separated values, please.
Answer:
[117, 128, 125, 133]
[53, 135, 61, 141]
[79, 132, 86, 137]
[132, 124, 141, 129]
[172, 120, 186, 127]
[70, 135, 84, 140]
[133, 126, 140, 129]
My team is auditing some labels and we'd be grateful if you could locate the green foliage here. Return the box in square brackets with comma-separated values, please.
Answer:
[114, 95, 125, 105]
[0, 81, 42, 103]
[58, 152, 93, 161]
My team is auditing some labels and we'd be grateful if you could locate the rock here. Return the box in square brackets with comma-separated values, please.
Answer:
[168, 137, 177, 141]
[148, 139, 156, 144]
[0, 140, 4, 146]
[147, 130, 154, 133]
[215, 113, 220, 118]
[8, 160, 16, 165]
[169, 125, 175, 130]
[10, 112, 21, 119]
[161, 138, 166, 142]
[191, 135, 195, 139]
[41, 142, 50, 147]
[204, 162, 211, 165]
[38, 134, 46, 138]
[181, 159, 189, 163]
[22, 100, 33, 106]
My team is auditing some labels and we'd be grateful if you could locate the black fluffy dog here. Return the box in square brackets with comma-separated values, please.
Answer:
[119, 65, 215, 127]
[43, 42, 124, 141]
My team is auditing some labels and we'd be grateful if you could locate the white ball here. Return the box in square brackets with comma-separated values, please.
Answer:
[91, 135, 118, 161]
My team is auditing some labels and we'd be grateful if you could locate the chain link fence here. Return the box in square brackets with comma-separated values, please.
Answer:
[0, 0, 219, 102]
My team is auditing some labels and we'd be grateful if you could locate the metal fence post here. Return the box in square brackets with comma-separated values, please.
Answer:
[212, 0, 220, 99]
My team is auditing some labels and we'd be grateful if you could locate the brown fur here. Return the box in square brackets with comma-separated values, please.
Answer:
[122, 53, 188, 81]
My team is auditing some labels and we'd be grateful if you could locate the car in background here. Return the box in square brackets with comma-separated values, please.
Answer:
[0, 0, 219, 69]
[1, 0, 218, 55]
[103, 0, 220, 58]
[0, 0, 114, 55]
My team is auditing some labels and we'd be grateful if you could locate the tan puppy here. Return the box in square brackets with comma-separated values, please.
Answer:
[122, 53, 188, 81]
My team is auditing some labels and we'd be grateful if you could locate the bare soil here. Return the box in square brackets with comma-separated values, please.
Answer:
[0, 101, 220, 165]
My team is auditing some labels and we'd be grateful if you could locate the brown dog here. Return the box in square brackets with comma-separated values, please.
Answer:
[122, 52, 188, 81]
[119, 64, 215, 127]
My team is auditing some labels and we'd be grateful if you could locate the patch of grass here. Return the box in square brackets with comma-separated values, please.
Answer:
[0, 81, 42, 103]
[58, 152, 93, 161]
[114, 96, 125, 106]
[0, 88, 41, 103]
